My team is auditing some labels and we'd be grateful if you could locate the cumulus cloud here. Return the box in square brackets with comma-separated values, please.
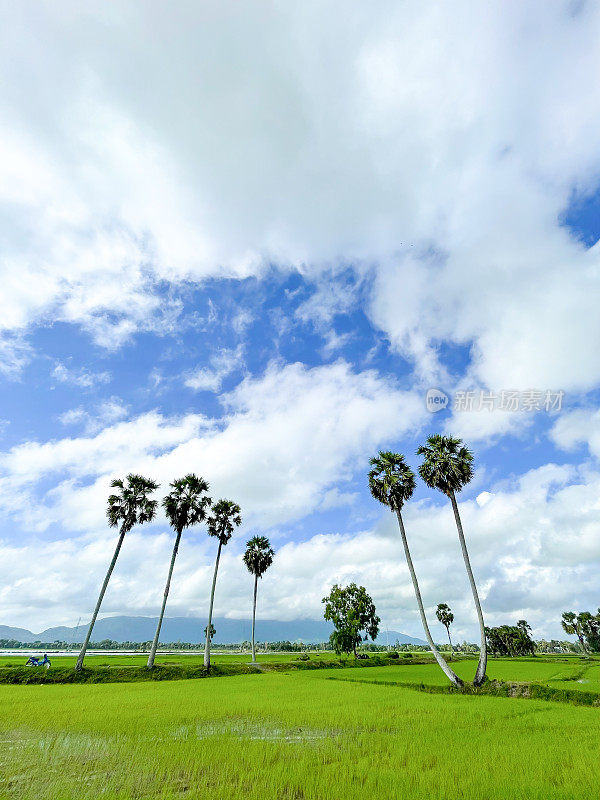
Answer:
[184, 346, 244, 392]
[1, 1, 599, 402]
[551, 408, 600, 458]
[0, 361, 424, 533]
[59, 398, 128, 434]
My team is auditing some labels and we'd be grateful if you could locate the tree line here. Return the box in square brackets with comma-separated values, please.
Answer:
[73, 435, 597, 680]
[76, 474, 274, 671]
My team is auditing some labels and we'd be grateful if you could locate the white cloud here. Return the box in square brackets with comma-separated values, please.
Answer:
[52, 362, 111, 389]
[184, 346, 244, 392]
[0, 361, 423, 533]
[551, 408, 600, 459]
[0, 334, 32, 379]
[59, 398, 128, 434]
[0, 1, 599, 404]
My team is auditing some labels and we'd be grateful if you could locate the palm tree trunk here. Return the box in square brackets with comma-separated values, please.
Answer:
[395, 510, 463, 688]
[251, 574, 258, 663]
[450, 492, 487, 686]
[204, 540, 222, 668]
[75, 529, 125, 671]
[147, 529, 182, 669]
[446, 626, 454, 659]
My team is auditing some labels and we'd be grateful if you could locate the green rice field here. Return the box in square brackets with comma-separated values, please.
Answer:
[0, 650, 351, 668]
[0, 655, 598, 799]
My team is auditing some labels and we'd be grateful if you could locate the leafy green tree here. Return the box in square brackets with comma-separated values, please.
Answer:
[322, 583, 380, 658]
[204, 499, 242, 668]
[418, 435, 487, 686]
[436, 603, 455, 657]
[583, 610, 600, 652]
[485, 623, 535, 657]
[147, 475, 211, 669]
[76, 474, 159, 671]
[369, 450, 463, 688]
[562, 611, 596, 655]
[243, 536, 275, 662]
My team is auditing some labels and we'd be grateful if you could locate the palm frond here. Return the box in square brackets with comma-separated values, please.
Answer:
[417, 434, 473, 494]
[368, 450, 416, 511]
[243, 535, 275, 577]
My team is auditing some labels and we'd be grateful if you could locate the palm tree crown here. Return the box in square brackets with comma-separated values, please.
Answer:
[243, 536, 274, 578]
[436, 603, 454, 629]
[207, 499, 242, 544]
[417, 434, 473, 495]
[107, 474, 160, 533]
[368, 451, 416, 511]
[163, 474, 212, 533]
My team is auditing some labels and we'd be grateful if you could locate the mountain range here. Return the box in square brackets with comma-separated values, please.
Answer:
[0, 616, 426, 646]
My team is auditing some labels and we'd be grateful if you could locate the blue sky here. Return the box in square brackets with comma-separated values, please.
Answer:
[1, 1, 599, 642]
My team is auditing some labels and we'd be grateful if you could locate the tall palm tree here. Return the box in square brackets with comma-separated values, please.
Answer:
[204, 499, 242, 668]
[417, 434, 487, 686]
[147, 475, 212, 669]
[368, 451, 464, 689]
[436, 603, 455, 657]
[243, 536, 275, 663]
[76, 474, 159, 671]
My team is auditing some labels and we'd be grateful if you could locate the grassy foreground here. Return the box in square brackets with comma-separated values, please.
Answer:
[1, 658, 599, 799]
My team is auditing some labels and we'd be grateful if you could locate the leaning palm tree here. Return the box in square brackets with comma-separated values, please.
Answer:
[417, 434, 487, 686]
[436, 603, 455, 658]
[369, 451, 464, 689]
[147, 475, 212, 669]
[76, 474, 159, 671]
[243, 536, 275, 663]
[204, 499, 242, 668]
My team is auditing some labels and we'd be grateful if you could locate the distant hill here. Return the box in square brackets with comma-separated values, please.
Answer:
[0, 617, 426, 646]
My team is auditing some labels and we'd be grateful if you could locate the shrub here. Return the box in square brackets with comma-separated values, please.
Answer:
[402, 653, 414, 659]
[388, 652, 399, 659]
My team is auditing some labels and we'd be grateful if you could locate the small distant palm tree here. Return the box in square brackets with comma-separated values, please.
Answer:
[368, 451, 464, 689]
[76, 474, 159, 671]
[418, 434, 487, 686]
[147, 475, 212, 669]
[436, 603, 455, 657]
[204, 499, 242, 668]
[243, 536, 275, 662]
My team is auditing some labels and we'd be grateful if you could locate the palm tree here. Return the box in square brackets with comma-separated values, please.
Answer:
[436, 603, 455, 657]
[368, 451, 464, 689]
[243, 536, 275, 662]
[76, 474, 159, 671]
[417, 434, 487, 686]
[204, 499, 242, 668]
[147, 475, 212, 669]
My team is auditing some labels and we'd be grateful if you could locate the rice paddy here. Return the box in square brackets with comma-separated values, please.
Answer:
[0, 655, 598, 799]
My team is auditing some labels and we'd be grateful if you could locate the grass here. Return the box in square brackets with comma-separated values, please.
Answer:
[0, 653, 438, 684]
[0, 664, 599, 799]
[0, 650, 397, 668]
[325, 656, 600, 692]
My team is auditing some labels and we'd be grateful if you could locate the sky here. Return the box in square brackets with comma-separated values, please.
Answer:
[1, 1, 599, 643]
